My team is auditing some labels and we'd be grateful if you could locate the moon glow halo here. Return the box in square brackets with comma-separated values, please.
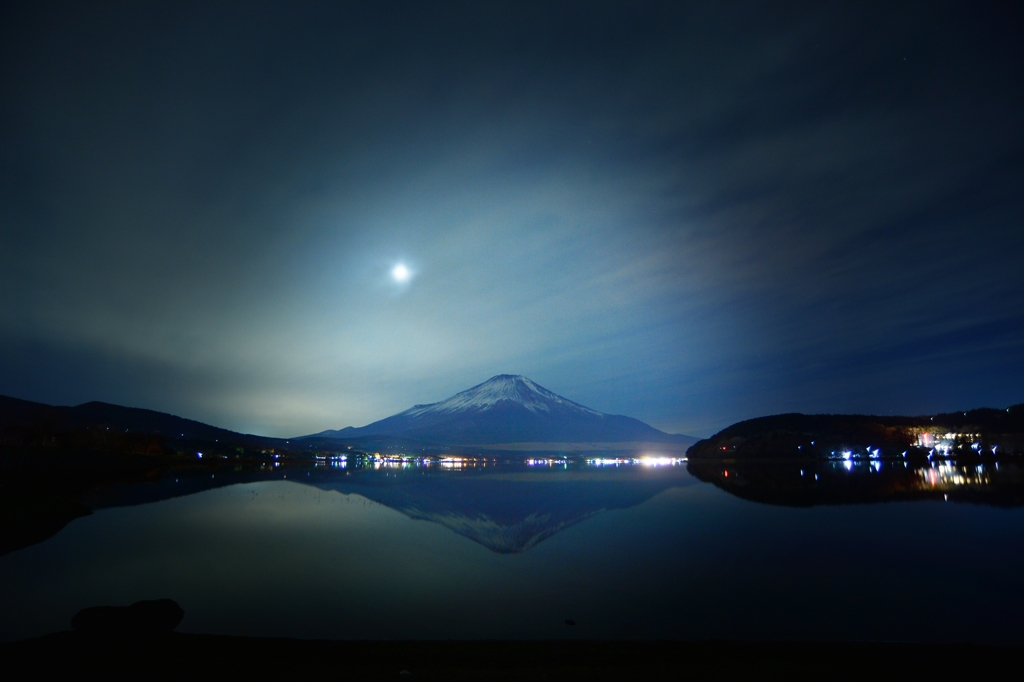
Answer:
[391, 263, 411, 283]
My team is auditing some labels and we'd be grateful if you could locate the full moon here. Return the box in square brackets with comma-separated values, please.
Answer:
[391, 263, 411, 282]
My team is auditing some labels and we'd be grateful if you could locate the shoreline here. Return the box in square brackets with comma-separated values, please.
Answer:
[4, 633, 1020, 679]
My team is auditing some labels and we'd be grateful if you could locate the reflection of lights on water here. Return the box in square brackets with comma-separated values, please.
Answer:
[917, 462, 991, 488]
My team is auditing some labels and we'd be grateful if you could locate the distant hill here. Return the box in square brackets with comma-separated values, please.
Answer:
[686, 404, 1024, 459]
[300, 374, 696, 446]
[0, 394, 282, 449]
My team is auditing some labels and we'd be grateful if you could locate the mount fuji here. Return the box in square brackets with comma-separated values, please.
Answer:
[304, 375, 693, 446]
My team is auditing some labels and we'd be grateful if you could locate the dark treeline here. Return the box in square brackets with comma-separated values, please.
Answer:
[687, 404, 1024, 460]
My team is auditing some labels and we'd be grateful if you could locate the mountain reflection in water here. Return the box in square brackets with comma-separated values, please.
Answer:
[7, 455, 1024, 643]
[687, 457, 1024, 507]
[308, 466, 690, 553]
[71, 458, 695, 554]
[10, 454, 1024, 559]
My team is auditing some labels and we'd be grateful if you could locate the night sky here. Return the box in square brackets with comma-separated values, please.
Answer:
[1, 2, 1022, 438]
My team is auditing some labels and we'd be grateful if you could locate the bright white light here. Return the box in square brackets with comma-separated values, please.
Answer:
[392, 263, 411, 282]
[640, 456, 682, 467]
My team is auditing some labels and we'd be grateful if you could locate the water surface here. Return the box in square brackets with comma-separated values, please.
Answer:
[3, 459, 1024, 643]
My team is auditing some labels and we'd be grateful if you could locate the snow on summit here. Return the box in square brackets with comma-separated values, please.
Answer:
[402, 375, 603, 417]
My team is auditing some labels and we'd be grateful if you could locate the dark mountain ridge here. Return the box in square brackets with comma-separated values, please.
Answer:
[0, 394, 283, 450]
[687, 404, 1024, 459]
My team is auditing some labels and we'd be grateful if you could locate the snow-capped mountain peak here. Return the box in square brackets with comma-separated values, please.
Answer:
[303, 374, 683, 445]
[402, 375, 603, 417]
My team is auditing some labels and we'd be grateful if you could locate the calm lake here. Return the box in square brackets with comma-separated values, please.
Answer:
[3, 458, 1024, 643]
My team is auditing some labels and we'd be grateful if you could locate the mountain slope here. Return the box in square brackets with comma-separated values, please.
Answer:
[0, 394, 280, 447]
[310, 375, 689, 445]
[685, 404, 1024, 459]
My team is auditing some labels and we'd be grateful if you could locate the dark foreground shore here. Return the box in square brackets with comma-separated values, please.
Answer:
[3, 634, 1019, 680]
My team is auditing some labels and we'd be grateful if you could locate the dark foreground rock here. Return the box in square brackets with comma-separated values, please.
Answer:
[71, 599, 184, 635]
[2, 634, 1020, 681]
